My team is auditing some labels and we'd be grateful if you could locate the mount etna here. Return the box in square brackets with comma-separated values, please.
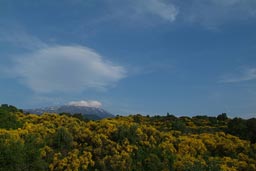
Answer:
[24, 104, 114, 120]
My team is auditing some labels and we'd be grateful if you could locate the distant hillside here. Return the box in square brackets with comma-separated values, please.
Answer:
[1, 104, 256, 170]
[24, 105, 114, 119]
[1, 104, 256, 171]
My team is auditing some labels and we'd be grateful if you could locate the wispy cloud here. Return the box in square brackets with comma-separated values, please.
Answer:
[68, 100, 102, 108]
[178, 0, 256, 28]
[11, 45, 126, 93]
[132, 0, 178, 22]
[0, 25, 47, 50]
[220, 68, 256, 83]
[101, 0, 256, 28]
[95, 0, 179, 26]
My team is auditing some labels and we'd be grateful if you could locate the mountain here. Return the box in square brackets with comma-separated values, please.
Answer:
[24, 105, 114, 120]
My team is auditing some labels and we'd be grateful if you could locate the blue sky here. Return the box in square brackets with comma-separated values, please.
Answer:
[0, 0, 256, 118]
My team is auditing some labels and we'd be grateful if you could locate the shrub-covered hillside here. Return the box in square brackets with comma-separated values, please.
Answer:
[0, 105, 256, 171]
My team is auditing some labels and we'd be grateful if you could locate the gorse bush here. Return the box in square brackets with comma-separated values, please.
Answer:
[0, 105, 255, 171]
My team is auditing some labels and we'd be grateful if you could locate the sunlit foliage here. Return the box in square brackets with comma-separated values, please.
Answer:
[0, 105, 255, 170]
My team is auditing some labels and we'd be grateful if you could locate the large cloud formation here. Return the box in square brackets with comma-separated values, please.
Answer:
[13, 45, 126, 93]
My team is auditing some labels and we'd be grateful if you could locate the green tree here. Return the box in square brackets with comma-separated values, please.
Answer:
[0, 136, 24, 171]
[0, 107, 23, 129]
[172, 119, 186, 132]
[23, 134, 48, 170]
[227, 117, 247, 139]
[247, 118, 256, 143]
[52, 127, 73, 152]
[217, 113, 228, 121]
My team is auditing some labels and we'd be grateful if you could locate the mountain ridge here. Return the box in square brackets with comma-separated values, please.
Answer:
[24, 105, 114, 119]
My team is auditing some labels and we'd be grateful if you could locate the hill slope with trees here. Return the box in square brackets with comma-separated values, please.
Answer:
[0, 104, 255, 171]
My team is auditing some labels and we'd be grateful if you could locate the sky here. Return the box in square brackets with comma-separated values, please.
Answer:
[0, 0, 256, 118]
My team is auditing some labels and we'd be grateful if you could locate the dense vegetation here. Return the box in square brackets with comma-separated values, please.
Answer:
[0, 104, 256, 171]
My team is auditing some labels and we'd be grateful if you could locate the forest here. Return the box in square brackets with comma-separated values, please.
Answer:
[0, 104, 256, 171]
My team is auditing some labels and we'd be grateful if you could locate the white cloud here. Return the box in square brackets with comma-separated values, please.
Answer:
[220, 68, 256, 83]
[103, 0, 255, 27]
[103, 0, 178, 24]
[12, 45, 126, 93]
[179, 0, 256, 28]
[133, 0, 178, 22]
[0, 25, 47, 50]
[68, 100, 102, 108]
[213, 0, 242, 6]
